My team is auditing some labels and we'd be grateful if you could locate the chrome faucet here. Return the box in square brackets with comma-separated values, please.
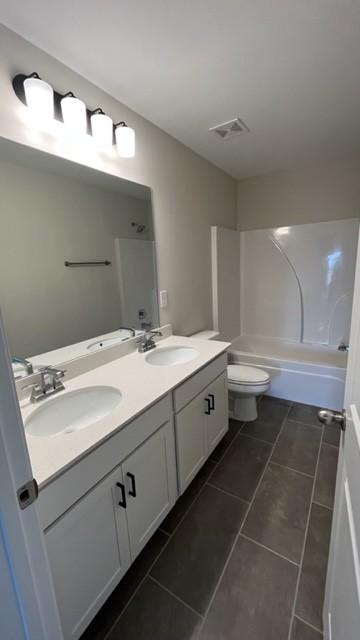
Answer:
[338, 342, 349, 352]
[12, 356, 34, 376]
[138, 330, 162, 353]
[24, 366, 66, 403]
[119, 326, 136, 337]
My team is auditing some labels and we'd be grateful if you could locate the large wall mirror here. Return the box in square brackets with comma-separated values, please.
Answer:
[0, 139, 159, 377]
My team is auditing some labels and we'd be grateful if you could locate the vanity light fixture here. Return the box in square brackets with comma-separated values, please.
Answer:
[61, 92, 87, 136]
[90, 108, 114, 150]
[115, 121, 135, 158]
[22, 72, 54, 123]
[12, 73, 136, 157]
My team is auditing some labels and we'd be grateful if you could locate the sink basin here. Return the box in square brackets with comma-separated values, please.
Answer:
[145, 346, 199, 367]
[87, 336, 126, 351]
[25, 386, 122, 437]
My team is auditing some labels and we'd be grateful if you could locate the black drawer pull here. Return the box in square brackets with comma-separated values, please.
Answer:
[116, 482, 127, 508]
[127, 472, 137, 498]
[209, 393, 215, 411]
[205, 397, 211, 415]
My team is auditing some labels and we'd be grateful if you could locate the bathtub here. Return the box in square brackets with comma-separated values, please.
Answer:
[229, 335, 347, 411]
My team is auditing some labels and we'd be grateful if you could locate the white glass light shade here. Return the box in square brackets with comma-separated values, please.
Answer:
[61, 95, 87, 135]
[91, 112, 113, 150]
[115, 125, 135, 158]
[23, 76, 54, 121]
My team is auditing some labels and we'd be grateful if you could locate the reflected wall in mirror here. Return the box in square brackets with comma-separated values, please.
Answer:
[0, 139, 159, 376]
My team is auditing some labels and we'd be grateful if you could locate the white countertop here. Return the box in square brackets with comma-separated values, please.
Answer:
[21, 335, 229, 488]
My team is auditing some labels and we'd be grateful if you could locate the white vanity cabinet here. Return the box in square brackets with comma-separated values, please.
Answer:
[206, 372, 228, 452]
[174, 354, 228, 493]
[39, 351, 228, 640]
[45, 466, 131, 640]
[41, 397, 177, 640]
[122, 420, 176, 558]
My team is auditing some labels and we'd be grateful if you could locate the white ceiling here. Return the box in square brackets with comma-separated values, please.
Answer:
[1, 1, 360, 179]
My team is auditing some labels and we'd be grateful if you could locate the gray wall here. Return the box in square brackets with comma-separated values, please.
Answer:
[0, 159, 152, 356]
[237, 157, 360, 231]
[0, 25, 237, 337]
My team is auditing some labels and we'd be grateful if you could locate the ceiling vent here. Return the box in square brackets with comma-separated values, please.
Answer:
[209, 117, 249, 140]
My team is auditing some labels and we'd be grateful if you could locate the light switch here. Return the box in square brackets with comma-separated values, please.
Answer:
[159, 290, 168, 309]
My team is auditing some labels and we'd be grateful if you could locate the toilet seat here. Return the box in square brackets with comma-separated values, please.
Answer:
[227, 364, 270, 386]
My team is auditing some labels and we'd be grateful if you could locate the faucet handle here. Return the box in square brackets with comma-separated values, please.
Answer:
[40, 366, 66, 377]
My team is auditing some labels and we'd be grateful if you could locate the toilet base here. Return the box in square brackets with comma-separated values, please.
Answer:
[230, 395, 258, 422]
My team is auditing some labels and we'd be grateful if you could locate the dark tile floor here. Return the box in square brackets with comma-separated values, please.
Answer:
[81, 397, 339, 640]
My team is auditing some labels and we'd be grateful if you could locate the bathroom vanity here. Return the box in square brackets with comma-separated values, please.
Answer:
[21, 336, 229, 640]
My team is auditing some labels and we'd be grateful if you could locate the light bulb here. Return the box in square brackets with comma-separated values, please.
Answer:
[115, 123, 135, 158]
[91, 110, 113, 150]
[23, 76, 54, 122]
[61, 94, 87, 136]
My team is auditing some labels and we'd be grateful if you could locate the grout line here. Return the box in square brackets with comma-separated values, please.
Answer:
[321, 440, 340, 450]
[287, 422, 325, 640]
[195, 402, 293, 638]
[204, 424, 246, 484]
[103, 401, 301, 640]
[103, 418, 246, 639]
[103, 530, 175, 640]
[239, 533, 299, 567]
[163, 420, 246, 538]
[286, 417, 322, 430]
[312, 499, 333, 512]
[237, 429, 274, 446]
[206, 481, 250, 505]
[148, 575, 204, 619]
[269, 460, 315, 479]
[294, 614, 324, 636]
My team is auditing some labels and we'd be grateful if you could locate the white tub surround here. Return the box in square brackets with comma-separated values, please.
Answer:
[240, 218, 359, 346]
[211, 219, 358, 408]
[229, 335, 346, 410]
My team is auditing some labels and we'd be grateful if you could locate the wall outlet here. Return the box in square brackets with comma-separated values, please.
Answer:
[159, 290, 168, 309]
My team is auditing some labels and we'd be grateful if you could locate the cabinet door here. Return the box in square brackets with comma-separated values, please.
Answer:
[175, 392, 207, 493]
[45, 467, 131, 640]
[122, 421, 177, 560]
[206, 372, 228, 453]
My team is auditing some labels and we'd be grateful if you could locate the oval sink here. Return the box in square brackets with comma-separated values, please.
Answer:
[87, 336, 126, 351]
[145, 346, 199, 367]
[25, 386, 122, 437]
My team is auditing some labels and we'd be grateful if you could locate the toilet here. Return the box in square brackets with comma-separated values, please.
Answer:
[228, 364, 271, 422]
[189, 331, 271, 422]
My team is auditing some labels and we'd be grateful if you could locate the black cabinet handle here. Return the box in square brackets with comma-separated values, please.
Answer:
[127, 472, 137, 497]
[116, 482, 127, 508]
[209, 393, 215, 411]
[205, 397, 211, 415]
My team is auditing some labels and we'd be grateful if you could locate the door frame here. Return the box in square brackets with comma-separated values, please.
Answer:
[323, 226, 360, 637]
[0, 308, 63, 640]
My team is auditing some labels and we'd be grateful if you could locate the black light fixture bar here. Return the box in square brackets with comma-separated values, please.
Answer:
[12, 73, 129, 142]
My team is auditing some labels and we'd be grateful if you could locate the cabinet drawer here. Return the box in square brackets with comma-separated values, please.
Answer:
[38, 394, 172, 530]
[173, 353, 227, 413]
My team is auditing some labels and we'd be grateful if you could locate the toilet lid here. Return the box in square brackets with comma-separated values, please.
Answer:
[227, 364, 270, 385]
